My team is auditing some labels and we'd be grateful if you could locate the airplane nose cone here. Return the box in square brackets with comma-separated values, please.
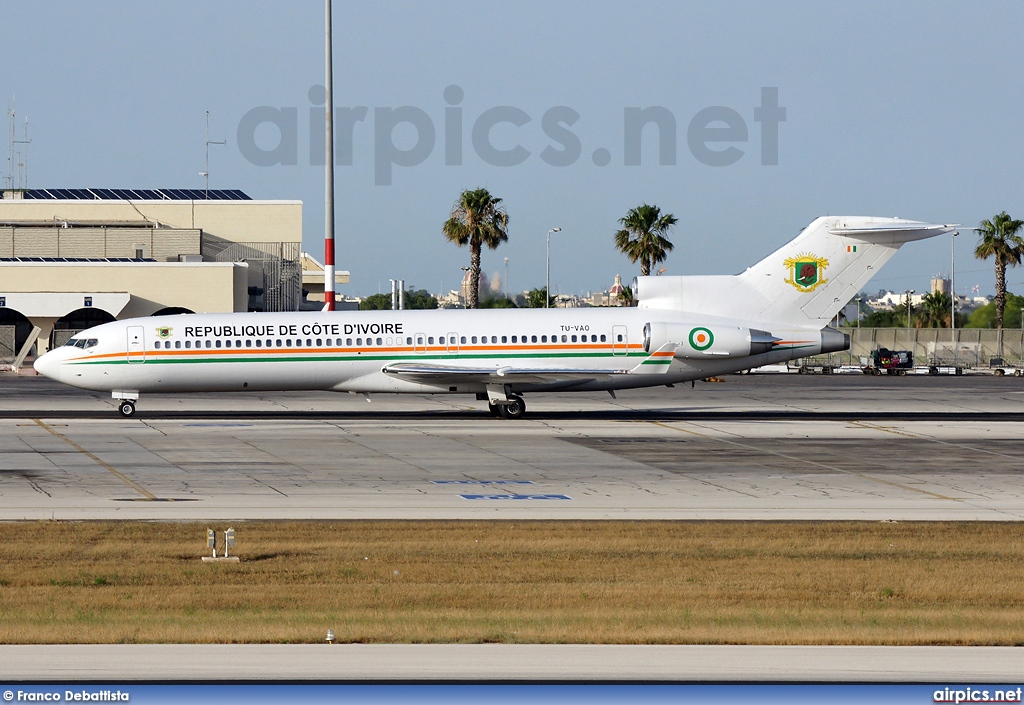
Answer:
[33, 351, 59, 381]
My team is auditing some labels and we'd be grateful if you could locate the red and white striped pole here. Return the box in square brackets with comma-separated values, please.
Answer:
[323, 0, 336, 311]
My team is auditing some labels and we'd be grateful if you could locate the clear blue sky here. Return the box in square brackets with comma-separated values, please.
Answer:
[5, 1, 1023, 299]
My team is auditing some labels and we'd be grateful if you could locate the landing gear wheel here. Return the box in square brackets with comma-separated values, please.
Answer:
[499, 397, 526, 419]
[118, 401, 136, 418]
[488, 402, 502, 416]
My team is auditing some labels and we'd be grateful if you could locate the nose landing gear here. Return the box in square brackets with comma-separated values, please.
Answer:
[113, 391, 140, 418]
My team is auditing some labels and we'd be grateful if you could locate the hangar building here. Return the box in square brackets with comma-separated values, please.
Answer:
[0, 188, 348, 359]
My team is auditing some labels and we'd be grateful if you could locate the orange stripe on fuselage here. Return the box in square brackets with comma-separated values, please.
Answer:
[68, 342, 646, 364]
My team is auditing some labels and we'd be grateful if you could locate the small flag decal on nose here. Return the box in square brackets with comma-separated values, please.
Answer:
[847, 245, 857, 252]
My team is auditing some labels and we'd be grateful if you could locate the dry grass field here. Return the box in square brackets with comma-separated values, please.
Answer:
[0, 521, 1021, 645]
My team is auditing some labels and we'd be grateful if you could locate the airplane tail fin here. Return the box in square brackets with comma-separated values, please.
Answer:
[636, 216, 955, 328]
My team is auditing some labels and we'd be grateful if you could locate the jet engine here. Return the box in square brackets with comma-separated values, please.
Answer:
[643, 322, 779, 359]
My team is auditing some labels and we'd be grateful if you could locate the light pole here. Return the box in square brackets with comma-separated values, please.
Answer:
[504, 257, 509, 300]
[905, 289, 915, 330]
[856, 296, 862, 328]
[951, 231, 958, 365]
[546, 227, 561, 308]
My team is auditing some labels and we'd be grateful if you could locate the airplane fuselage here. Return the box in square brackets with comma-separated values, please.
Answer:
[37, 307, 829, 396]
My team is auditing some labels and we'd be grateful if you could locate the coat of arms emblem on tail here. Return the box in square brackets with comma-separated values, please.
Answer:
[783, 253, 829, 292]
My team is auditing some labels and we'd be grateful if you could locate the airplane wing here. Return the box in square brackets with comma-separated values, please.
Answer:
[381, 343, 676, 385]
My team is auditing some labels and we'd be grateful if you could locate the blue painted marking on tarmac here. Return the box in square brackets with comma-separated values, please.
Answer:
[431, 480, 535, 485]
[460, 494, 571, 500]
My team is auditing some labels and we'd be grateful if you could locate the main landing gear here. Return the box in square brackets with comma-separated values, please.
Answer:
[482, 389, 527, 419]
[118, 400, 136, 418]
[499, 395, 526, 420]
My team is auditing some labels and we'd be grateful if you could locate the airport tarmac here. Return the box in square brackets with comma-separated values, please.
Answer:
[1, 372, 1023, 683]
[0, 373, 1022, 521]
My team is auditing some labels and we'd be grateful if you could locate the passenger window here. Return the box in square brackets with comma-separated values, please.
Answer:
[532, 335, 537, 343]
[489, 336, 496, 344]
[461, 336, 467, 344]
[358, 338, 365, 346]
[255, 340, 261, 348]
[416, 336, 423, 345]
[571, 335, 577, 343]
[511, 336, 517, 343]
[541, 335, 547, 343]
[469, 336, 476, 344]
[617, 334, 623, 342]
[346, 338, 352, 346]
[377, 337, 383, 345]
[215, 340, 222, 348]
[317, 339, 323, 346]
[225, 340, 232, 348]
[185, 341, 192, 349]
[428, 337, 434, 344]
[601, 334, 607, 342]
[581, 335, 587, 342]
[561, 335, 567, 343]
[245, 340, 251, 348]
[501, 336, 507, 343]
[175, 341, 182, 349]
[153, 341, 160, 349]
[286, 339, 292, 347]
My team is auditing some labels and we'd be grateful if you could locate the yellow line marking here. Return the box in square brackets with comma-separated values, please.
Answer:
[33, 419, 158, 501]
[651, 420, 956, 501]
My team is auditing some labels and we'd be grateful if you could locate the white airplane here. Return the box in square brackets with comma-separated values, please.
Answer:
[33, 216, 953, 418]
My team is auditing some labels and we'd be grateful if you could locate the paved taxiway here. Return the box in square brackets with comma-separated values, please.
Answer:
[0, 373, 1022, 521]
[2, 644, 1023, 681]
[2, 372, 1023, 682]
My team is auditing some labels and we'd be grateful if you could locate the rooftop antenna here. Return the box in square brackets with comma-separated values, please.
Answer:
[203, 111, 226, 199]
[15, 116, 30, 189]
[323, 0, 337, 311]
[6, 97, 15, 190]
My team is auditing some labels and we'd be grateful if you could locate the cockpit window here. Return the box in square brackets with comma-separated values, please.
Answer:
[85, 339, 98, 348]
[64, 338, 82, 347]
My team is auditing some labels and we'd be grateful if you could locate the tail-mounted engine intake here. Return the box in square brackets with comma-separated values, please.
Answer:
[643, 322, 780, 359]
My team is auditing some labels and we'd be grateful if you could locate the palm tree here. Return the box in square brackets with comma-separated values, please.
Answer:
[614, 203, 678, 276]
[442, 188, 509, 309]
[917, 291, 952, 328]
[975, 211, 1024, 330]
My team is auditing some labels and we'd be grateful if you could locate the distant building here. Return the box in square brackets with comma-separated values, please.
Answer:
[0, 187, 315, 356]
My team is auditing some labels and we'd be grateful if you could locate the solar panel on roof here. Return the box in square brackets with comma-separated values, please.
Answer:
[10, 187, 252, 201]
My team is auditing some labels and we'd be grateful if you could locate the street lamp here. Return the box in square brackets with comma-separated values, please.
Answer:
[951, 231, 958, 365]
[504, 257, 509, 300]
[905, 289, 915, 330]
[856, 296, 862, 328]
[546, 228, 561, 308]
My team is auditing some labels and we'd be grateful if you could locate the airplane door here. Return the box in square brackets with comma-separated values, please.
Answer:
[126, 326, 145, 364]
[612, 325, 628, 356]
[446, 332, 459, 356]
[414, 333, 426, 354]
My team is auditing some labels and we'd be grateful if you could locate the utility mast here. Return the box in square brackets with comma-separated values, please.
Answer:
[202, 111, 226, 199]
[323, 0, 337, 311]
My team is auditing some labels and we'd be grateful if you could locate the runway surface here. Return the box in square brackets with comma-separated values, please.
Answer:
[2, 372, 1023, 683]
[2, 644, 1023, 682]
[0, 373, 1022, 520]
